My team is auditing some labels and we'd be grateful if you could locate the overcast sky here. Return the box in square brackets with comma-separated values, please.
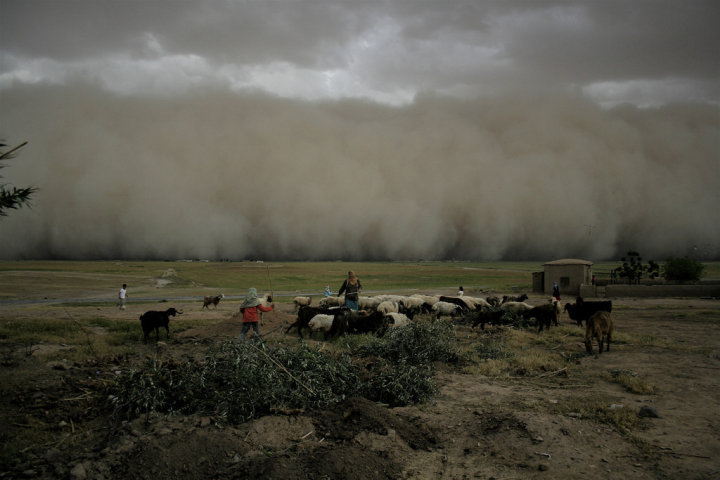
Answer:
[1, 0, 718, 261]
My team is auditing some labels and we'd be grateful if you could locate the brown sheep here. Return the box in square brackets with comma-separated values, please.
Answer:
[584, 311, 613, 354]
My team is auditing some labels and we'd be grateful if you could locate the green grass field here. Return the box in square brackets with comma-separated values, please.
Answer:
[1, 260, 717, 303]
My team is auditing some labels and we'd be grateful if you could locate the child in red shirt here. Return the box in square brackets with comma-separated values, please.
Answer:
[237, 287, 274, 342]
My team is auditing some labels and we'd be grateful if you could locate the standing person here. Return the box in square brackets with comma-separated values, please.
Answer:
[118, 284, 128, 310]
[323, 285, 332, 298]
[552, 282, 561, 301]
[457, 286, 464, 297]
[338, 271, 362, 311]
[237, 287, 274, 342]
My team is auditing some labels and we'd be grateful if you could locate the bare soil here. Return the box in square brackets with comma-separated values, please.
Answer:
[1, 296, 719, 479]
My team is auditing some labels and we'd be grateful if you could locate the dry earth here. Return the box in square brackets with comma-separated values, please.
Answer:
[1, 295, 719, 479]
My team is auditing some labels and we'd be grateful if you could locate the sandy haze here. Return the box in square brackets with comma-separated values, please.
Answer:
[1, 85, 718, 261]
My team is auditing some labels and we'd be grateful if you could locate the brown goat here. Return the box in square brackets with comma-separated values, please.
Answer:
[584, 311, 613, 354]
[202, 294, 224, 309]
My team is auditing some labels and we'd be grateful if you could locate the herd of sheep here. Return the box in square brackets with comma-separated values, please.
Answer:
[287, 292, 613, 354]
[138, 290, 614, 355]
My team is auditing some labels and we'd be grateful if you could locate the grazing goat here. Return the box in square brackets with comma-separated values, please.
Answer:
[140, 308, 182, 341]
[328, 310, 389, 338]
[584, 311, 614, 354]
[521, 303, 559, 332]
[202, 294, 224, 310]
[471, 308, 506, 330]
[564, 297, 612, 327]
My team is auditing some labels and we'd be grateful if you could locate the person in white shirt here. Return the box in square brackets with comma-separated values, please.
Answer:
[118, 284, 128, 310]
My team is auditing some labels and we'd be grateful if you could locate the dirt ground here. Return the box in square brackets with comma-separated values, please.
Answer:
[1, 295, 719, 479]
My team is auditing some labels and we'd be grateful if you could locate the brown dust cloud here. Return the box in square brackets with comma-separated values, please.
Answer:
[1, 85, 718, 261]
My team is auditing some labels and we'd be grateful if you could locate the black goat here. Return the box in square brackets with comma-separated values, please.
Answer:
[328, 310, 390, 338]
[471, 308, 506, 330]
[564, 296, 612, 327]
[140, 308, 182, 341]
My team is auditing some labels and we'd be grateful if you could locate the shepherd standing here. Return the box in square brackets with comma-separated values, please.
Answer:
[338, 271, 362, 311]
[552, 282, 561, 301]
[237, 287, 274, 342]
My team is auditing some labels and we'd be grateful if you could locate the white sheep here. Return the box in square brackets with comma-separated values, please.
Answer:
[293, 296, 312, 311]
[412, 294, 440, 304]
[431, 301, 462, 318]
[377, 300, 400, 315]
[307, 314, 335, 333]
[400, 296, 426, 310]
[385, 312, 411, 328]
[373, 294, 400, 303]
[318, 295, 343, 308]
[500, 301, 533, 314]
[359, 296, 382, 310]
[461, 296, 491, 310]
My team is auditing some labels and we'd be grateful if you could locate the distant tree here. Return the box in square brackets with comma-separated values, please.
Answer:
[663, 257, 705, 283]
[611, 251, 659, 285]
[0, 141, 37, 218]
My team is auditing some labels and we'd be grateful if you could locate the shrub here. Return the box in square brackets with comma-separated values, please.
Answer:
[109, 343, 362, 423]
[663, 257, 705, 283]
[108, 324, 459, 423]
[360, 360, 437, 406]
[355, 319, 458, 365]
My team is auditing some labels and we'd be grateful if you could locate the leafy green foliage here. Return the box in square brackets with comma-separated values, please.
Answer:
[109, 342, 361, 423]
[360, 360, 437, 406]
[611, 251, 659, 284]
[0, 141, 37, 218]
[355, 319, 458, 365]
[662, 257, 705, 283]
[109, 324, 459, 422]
